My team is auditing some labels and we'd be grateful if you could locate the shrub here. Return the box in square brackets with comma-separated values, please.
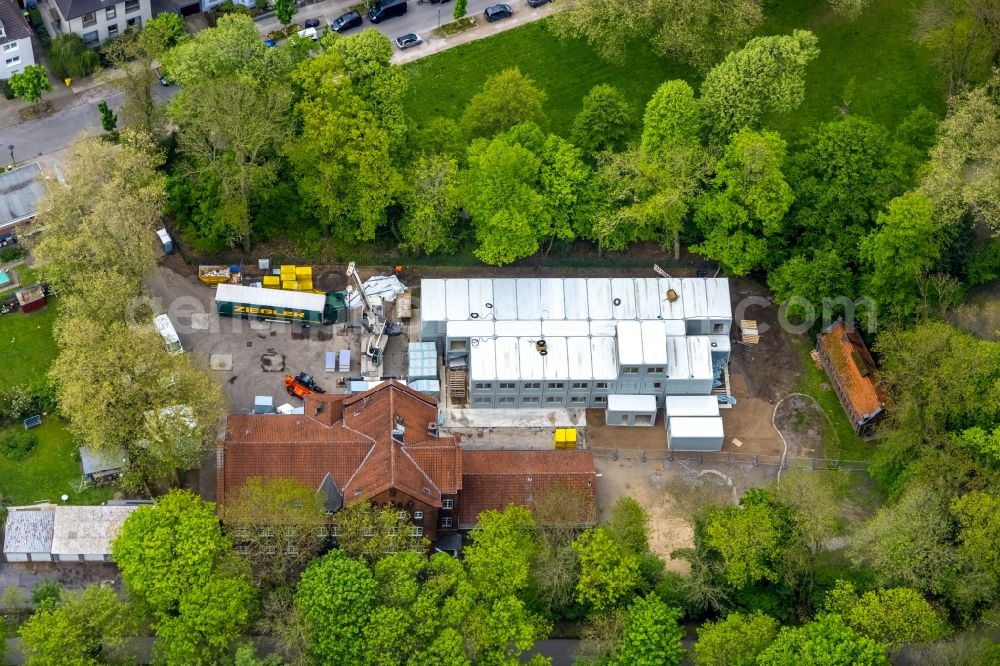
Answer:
[49, 34, 100, 78]
[0, 247, 23, 262]
[0, 79, 14, 100]
[453, 0, 467, 19]
[0, 431, 38, 460]
[31, 581, 62, 609]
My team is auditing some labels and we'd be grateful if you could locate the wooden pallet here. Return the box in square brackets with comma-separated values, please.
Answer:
[739, 319, 760, 345]
[447, 367, 468, 406]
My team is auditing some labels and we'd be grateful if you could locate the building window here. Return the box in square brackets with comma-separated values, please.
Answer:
[264, 545, 276, 555]
[413, 511, 423, 521]
[474, 382, 492, 390]
[389, 526, 398, 536]
[259, 526, 274, 538]
[595, 382, 609, 390]
[522, 397, 539, 406]
[126, 16, 141, 28]
[441, 517, 453, 528]
[315, 526, 327, 537]
[499, 382, 516, 391]
[2, 42, 17, 52]
[285, 544, 299, 555]
[713, 323, 725, 334]
[442, 499, 453, 510]
[236, 544, 250, 555]
[81, 30, 99, 46]
[498, 396, 515, 404]
[106, 5, 116, 18]
[523, 382, 540, 390]
[570, 396, 587, 405]
[411, 526, 423, 537]
[547, 382, 564, 390]
[82, 11, 97, 26]
[124, 0, 140, 12]
[646, 367, 664, 374]
[572, 382, 588, 390]
[652, 382, 662, 389]
[622, 367, 639, 375]
[363, 527, 375, 537]
[5, 56, 20, 67]
[594, 396, 607, 404]
[330, 525, 339, 537]
[107, 24, 118, 39]
[397, 510, 408, 520]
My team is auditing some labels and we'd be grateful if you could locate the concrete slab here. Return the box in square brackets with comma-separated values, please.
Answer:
[445, 408, 585, 429]
[249, 319, 271, 331]
[209, 354, 232, 371]
[190, 313, 210, 330]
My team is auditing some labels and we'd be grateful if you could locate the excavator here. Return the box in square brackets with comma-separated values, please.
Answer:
[284, 372, 325, 398]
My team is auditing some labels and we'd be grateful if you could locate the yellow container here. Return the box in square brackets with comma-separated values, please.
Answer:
[295, 266, 312, 279]
[280, 265, 296, 278]
[298, 279, 313, 291]
[282, 280, 298, 291]
[263, 276, 280, 288]
[565, 429, 577, 444]
[554, 429, 566, 444]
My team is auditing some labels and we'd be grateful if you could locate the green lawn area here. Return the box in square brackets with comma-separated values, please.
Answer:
[404, 0, 947, 141]
[0, 419, 115, 507]
[0, 297, 58, 386]
[791, 339, 874, 462]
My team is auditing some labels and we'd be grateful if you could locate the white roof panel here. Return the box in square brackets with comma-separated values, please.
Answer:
[563, 278, 589, 319]
[421, 279, 447, 322]
[659, 278, 685, 319]
[710, 335, 731, 353]
[518, 338, 545, 380]
[541, 337, 569, 380]
[445, 279, 470, 320]
[495, 320, 541, 337]
[666, 336, 690, 379]
[567, 337, 593, 379]
[635, 278, 663, 320]
[3, 507, 54, 554]
[688, 336, 713, 379]
[447, 320, 494, 338]
[492, 279, 518, 320]
[590, 320, 618, 337]
[470, 337, 497, 380]
[610, 278, 638, 319]
[608, 394, 657, 412]
[665, 395, 720, 417]
[468, 279, 494, 319]
[681, 278, 709, 319]
[616, 321, 644, 365]
[587, 279, 613, 320]
[216, 283, 326, 312]
[705, 278, 732, 320]
[591, 337, 619, 380]
[664, 320, 686, 337]
[641, 321, 668, 365]
[495, 337, 520, 380]
[669, 416, 724, 438]
[516, 279, 542, 320]
[542, 320, 590, 337]
[50, 506, 139, 557]
[539, 279, 565, 319]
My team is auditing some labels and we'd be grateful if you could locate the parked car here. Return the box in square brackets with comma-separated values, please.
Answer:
[303, 17, 321, 28]
[368, 0, 407, 24]
[527, 0, 548, 6]
[297, 26, 319, 41]
[395, 33, 422, 49]
[330, 10, 363, 32]
[483, 3, 512, 22]
[263, 37, 277, 47]
[0, 233, 17, 247]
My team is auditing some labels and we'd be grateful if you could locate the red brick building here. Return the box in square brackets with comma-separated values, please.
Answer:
[218, 381, 596, 541]
[815, 319, 886, 439]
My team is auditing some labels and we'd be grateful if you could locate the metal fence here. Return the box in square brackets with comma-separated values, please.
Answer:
[589, 447, 870, 471]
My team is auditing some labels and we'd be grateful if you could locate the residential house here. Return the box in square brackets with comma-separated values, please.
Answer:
[0, 162, 45, 230]
[218, 381, 598, 544]
[3, 504, 139, 562]
[815, 318, 886, 438]
[49, 0, 150, 46]
[0, 0, 34, 77]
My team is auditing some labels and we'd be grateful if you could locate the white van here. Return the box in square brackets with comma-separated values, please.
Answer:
[297, 26, 319, 41]
[153, 314, 183, 355]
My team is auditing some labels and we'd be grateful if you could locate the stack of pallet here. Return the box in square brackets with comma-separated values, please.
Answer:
[740, 320, 760, 345]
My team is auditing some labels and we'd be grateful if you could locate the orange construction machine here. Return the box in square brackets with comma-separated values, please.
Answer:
[284, 372, 326, 399]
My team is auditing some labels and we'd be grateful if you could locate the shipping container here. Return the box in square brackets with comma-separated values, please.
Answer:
[215, 284, 345, 325]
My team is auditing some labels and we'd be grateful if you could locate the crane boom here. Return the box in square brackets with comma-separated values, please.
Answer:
[346, 261, 389, 372]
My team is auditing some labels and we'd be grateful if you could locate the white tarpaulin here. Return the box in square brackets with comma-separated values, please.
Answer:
[346, 275, 407, 308]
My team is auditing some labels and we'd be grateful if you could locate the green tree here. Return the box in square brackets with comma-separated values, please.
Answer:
[101, 28, 164, 138]
[275, 0, 297, 25]
[49, 34, 100, 78]
[692, 129, 793, 275]
[537, 132, 590, 253]
[138, 12, 189, 57]
[112, 490, 256, 664]
[757, 614, 888, 665]
[461, 67, 547, 139]
[694, 610, 779, 666]
[829, 0, 870, 19]
[10, 65, 53, 111]
[641, 79, 700, 159]
[553, 0, 763, 72]
[917, 0, 1000, 92]
[571, 84, 634, 155]
[860, 191, 944, 322]
[331, 500, 428, 562]
[529, 481, 592, 616]
[952, 491, 1000, 590]
[400, 154, 464, 255]
[573, 528, 641, 613]
[97, 100, 117, 133]
[698, 492, 787, 590]
[603, 497, 650, 555]
[221, 477, 328, 587]
[700, 30, 820, 138]
[296, 550, 376, 666]
[453, 0, 467, 19]
[767, 250, 856, 322]
[822, 581, 947, 650]
[163, 14, 277, 86]
[611, 595, 684, 666]
[19, 586, 137, 666]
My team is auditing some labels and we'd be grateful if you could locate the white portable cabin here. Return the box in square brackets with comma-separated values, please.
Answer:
[492, 279, 518, 320]
[419, 279, 447, 341]
[682, 278, 711, 335]
[709, 335, 732, 364]
[640, 321, 669, 405]
[705, 278, 733, 335]
[494, 337, 521, 407]
[664, 395, 721, 419]
[667, 416, 725, 451]
[664, 336, 691, 395]
[606, 394, 657, 427]
[470, 337, 498, 408]
[541, 336, 570, 406]
[563, 278, 589, 319]
[518, 337, 546, 408]
[567, 337, 594, 407]
[153, 314, 183, 355]
[590, 337, 619, 407]
[686, 336, 715, 395]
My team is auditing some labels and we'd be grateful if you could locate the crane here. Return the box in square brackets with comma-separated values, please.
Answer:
[346, 262, 389, 372]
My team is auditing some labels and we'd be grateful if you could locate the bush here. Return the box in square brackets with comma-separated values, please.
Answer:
[0, 382, 56, 425]
[0, 431, 38, 460]
[31, 581, 62, 609]
[0, 79, 14, 100]
[0, 247, 22, 262]
[49, 34, 100, 79]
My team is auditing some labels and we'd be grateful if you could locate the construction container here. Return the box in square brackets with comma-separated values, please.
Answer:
[198, 265, 230, 285]
[297, 279, 314, 292]
[263, 276, 280, 289]
[667, 416, 724, 451]
[295, 266, 312, 280]
[156, 229, 173, 253]
[605, 394, 657, 426]
[282, 280, 299, 291]
[215, 283, 338, 324]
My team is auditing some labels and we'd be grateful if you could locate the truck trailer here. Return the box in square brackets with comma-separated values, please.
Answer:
[215, 283, 346, 325]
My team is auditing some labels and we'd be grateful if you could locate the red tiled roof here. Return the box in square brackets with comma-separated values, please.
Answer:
[458, 450, 597, 528]
[219, 381, 461, 509]
[817, 321, 884, 419]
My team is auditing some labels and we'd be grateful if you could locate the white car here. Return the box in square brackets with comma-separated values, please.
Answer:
[297, 26, 319, 41]
[395, 33, 423, 49]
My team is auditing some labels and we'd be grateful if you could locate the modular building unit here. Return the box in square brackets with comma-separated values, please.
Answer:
[215, 284, 341, 324]
[419, 279, 447, 340]
[664, 336, 691, 395]
[664, 395, 721, 418]
[606, 394, 657, 426]
[408, 341, 438, 381]
[591, 337, 619, 407]
[668, 416, 724, 451]
[705, 279, 733, 335]
[153, 314, 183, 355]
[541, 336, 570, 407]
[470, 337, 498, 408]
[682, 279, 710, 335]
[686, 336, 715, 395]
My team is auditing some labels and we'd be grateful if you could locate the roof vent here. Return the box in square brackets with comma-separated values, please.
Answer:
[427, 421, 439, 436]
[421, 486, 431, 495]
[535, 339, 548, 356]
[666, 288, 678, 302]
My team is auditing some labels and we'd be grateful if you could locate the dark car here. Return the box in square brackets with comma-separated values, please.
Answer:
[303, 17, 321, 28]
[483, 3, 512, 21]
[330, 10, 363, 32]
[526, 0, 548, 6]
[395, 32, 422, 49]
[0, 233, 17, 247]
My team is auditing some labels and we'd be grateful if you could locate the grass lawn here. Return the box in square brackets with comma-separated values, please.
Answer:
[791, 338, 874, 462]
[404, 0, 947, 141]
[0, 298, 59, 386]
[0, 419, 115, 507]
